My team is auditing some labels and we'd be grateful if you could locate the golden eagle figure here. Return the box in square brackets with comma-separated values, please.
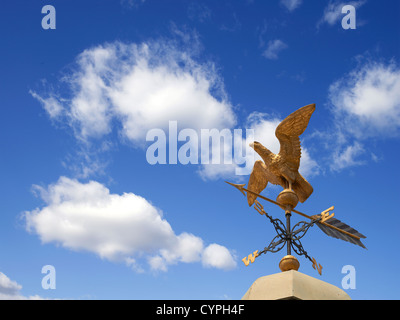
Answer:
[247, 104, 315, 207]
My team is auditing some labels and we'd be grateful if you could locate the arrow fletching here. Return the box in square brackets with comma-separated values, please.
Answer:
[316, 217, 367, 249]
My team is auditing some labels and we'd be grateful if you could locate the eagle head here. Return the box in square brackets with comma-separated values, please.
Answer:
[250, 141, 273, 160]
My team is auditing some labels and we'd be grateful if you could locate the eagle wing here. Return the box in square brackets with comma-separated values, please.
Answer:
[275, 104, 315, 171]
[247, 160, 269, 206]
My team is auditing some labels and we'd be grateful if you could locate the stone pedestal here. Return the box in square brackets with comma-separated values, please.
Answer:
[242, 270, 351, 300]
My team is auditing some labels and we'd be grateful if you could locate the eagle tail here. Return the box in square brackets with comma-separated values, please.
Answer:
[293, 174, 313, 203]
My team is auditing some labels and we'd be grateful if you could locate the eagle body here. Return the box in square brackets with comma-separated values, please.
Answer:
[247, 104, 315, 206]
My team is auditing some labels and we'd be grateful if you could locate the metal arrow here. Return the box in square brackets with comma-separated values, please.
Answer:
[225, 181, 366, 247]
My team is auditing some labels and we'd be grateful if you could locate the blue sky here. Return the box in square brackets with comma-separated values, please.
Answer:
[0, 0, 399, 300]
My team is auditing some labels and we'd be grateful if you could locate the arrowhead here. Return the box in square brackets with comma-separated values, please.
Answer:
[225, 181, 246, 197]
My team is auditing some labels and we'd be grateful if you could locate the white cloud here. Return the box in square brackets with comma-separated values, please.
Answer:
[0, 272, 44, 300]
[299, 148, 320, 178]
[321, 60, 400, 171]
[0, 272, 21, 297]
[198, 162, 238, 181]
[31, 41, 236, 144]
[318, 1, 343, 27]
[331, 142, 364, 171]
[329, 61, 400, 137]
[317, 0, 366, 28]
[263, 40, 288, 60]
[202, 244, 237, 270]
[29, 91, 63, 119]
[24, 177, 236, 272]
[281, 0, 302, 11]
[330, 142, 365, 171]
[31, 39, 240, 180]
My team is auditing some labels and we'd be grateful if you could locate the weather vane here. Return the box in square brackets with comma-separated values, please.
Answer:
[227, 104, 366, 275]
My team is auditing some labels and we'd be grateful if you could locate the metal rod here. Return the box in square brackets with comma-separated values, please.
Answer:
[286, 210, 291, 256]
